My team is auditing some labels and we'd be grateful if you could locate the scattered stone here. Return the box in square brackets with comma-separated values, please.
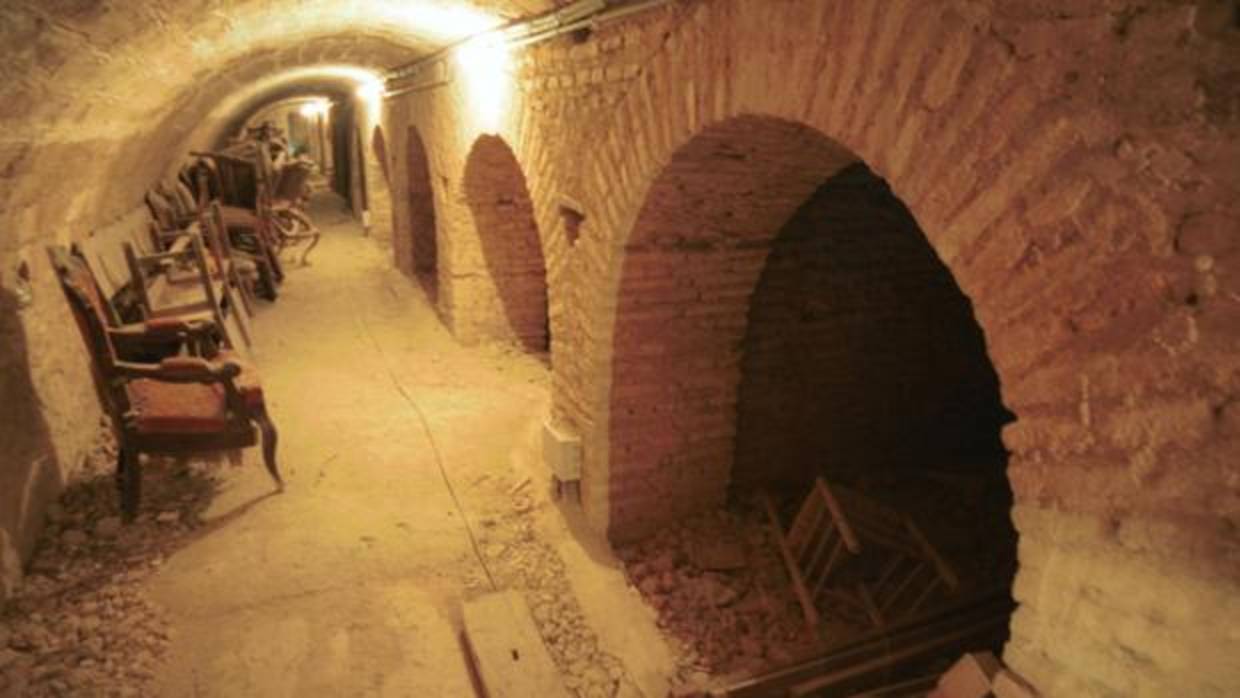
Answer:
[689, 536, 746, 571]
[1, 446, 216, 698]
[94, 517, 122, 539]
[693, 574, 739, 608]
[156, 511, 180, 525]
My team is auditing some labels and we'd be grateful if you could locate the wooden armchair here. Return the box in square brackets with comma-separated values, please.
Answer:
[145, 179, 200, 236]
[49, 246, 282, 520]
[268, 159, 321, 265]
[187, 152, 284, 298]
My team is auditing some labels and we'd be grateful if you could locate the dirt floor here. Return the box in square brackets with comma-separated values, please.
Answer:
[0, 193, 674, 697]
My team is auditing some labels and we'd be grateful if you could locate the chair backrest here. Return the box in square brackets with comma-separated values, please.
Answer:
[215, 153, 259, 209]
[184, 158, 221, 206]
[273, 161, 313, 203]
[201, 201, 233, 271]
[79, 207, 164, 322]
[146, 188, 179, 232]
[47, 246, 130, 423]
[169, 179, 199, 219]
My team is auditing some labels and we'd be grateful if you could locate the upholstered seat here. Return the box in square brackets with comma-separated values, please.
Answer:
[219, 204, 260, 228]
[127, 352, 266, 434]
[128, 380, 229, 434]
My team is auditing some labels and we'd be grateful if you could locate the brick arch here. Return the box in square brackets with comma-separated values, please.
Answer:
[462, 134, 550, 353]
[571, 3, 1237, 695]
[404, 126, 439, 294]
[605, 116, 858, 535]
[576, 1, 1091, 545]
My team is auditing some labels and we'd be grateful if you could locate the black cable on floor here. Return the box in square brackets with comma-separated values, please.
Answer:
[348, 288, 499, 593]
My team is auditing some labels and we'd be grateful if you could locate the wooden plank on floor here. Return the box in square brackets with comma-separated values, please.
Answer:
[462, 591, 571, 698]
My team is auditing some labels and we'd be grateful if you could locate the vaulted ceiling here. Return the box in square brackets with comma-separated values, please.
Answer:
[0, 0, 567, 250]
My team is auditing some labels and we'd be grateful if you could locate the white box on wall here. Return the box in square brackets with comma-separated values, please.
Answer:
[542, 418, 582, 483]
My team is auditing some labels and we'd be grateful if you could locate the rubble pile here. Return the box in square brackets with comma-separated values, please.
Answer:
[617, 505, 828, 683]
[466, 478, 638, 698]
[0, 440, 220, 698]
[619, 469, 1016, 690]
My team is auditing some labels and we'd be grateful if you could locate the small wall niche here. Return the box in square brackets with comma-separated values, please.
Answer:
[558, 196, 586, 247]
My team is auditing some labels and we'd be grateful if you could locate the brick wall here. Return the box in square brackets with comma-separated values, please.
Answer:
[0, 0, 1235, 693]
[732, 163, 1009, 492]
[383, 2, 1240, 695]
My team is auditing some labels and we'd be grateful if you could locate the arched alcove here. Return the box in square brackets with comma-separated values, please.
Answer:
[607, 116, 858, 533]
[733, 163, 1013, 495]
[405, 127, 439, 298]
[372, 125, 390, 185]
[462, 135, 549, 353]
[606, 113, 1020, 667]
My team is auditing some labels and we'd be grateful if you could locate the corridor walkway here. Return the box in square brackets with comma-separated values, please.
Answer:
[147, 195, 557, 696]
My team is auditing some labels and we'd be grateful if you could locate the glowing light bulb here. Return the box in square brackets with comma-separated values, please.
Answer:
[299, 99, 330, 117]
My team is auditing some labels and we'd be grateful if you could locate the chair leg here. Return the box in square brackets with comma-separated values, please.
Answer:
[221, 280, 252, 347]
[231, 267, 254, 317]
[116, 445, 142, 521]
[298, 230, 321, 266]
[255, 409, 283, 491]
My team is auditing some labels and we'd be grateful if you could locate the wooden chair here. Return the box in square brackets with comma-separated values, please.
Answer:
[764, 478, 959, 632]
[188, 152, 284, 297]
[200, 200, 261, 312]
[76, 209, 194, 324]
[49, 246, 282, 520]
[268, 159, 321, 265]
[122, 230, 251, 349]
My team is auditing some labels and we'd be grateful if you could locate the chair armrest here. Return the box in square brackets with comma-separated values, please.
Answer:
[108, 316, 216, 339]
[153, 230, 194, 253]
[108, 318, 220, 362]
[113, 356, 241, 383]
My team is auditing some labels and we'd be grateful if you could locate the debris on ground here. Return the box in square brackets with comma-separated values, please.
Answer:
[467, 476, 640, 698]
[0, 434, 220, 698]
[617, 505, 830, 685]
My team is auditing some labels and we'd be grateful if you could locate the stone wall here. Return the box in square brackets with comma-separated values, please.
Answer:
[0, 0, 1234, 693]
[0, 1, 429, 575]
[384, 1, 1240, 695]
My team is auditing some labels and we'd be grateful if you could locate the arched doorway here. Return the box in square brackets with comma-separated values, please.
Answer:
[405, 127, 438, 296]
[607, 116, 1016, 668]
[462, 135, 549, 354]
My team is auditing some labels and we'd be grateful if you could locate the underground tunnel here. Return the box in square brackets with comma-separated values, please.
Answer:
[0, 1, 1238, 697]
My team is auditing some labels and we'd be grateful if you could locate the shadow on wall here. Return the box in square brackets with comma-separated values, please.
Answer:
[406, 127, 438, 304]
[463, 135, 549, 354]
[733, 163, 1014, 493]
[0, 283, 62, 600]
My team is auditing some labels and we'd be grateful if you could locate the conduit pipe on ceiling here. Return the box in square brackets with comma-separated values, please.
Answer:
[384, 0, 680, 94]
